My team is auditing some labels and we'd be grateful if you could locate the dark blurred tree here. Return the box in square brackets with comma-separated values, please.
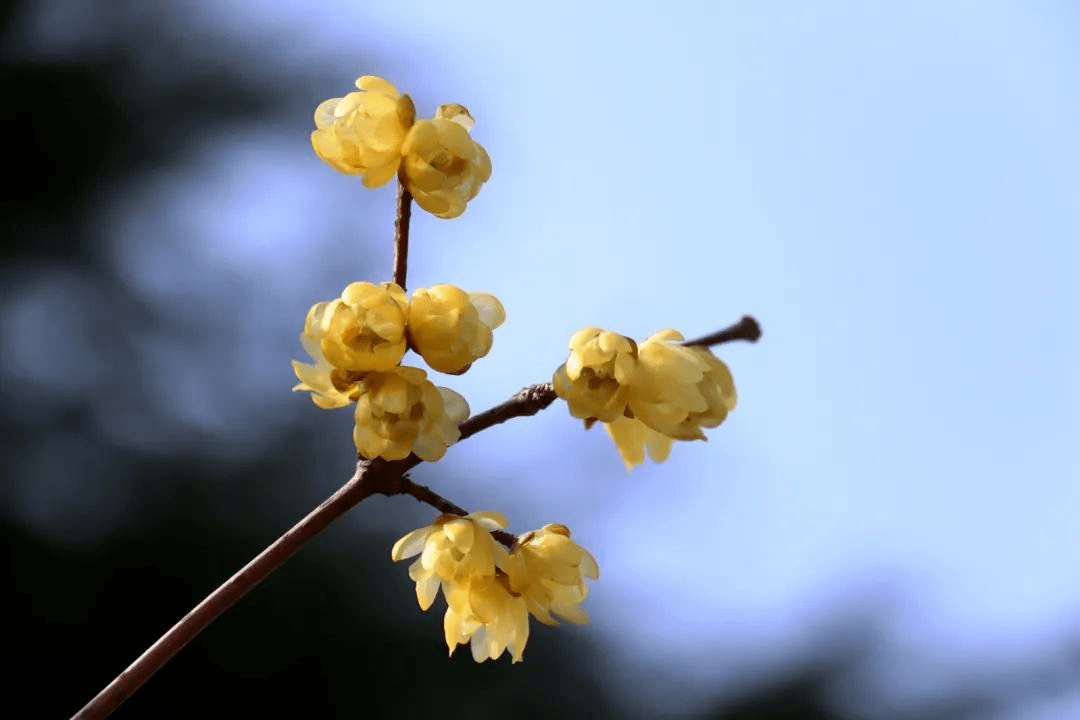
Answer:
[0, 0, 620, 716]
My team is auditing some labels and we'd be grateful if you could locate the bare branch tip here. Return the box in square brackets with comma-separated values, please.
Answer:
[741, 315, 763, 342]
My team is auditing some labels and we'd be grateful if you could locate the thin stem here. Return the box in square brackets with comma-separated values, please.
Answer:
[458, 383, 557, 441]
[72, 464, 379, 720]
[683, 315, 761, 347]
[392, 183, 412, 289]
[400, 477, 516, 547]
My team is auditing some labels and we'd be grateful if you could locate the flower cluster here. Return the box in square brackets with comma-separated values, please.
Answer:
[311, 76, 491, 218]
[292, 281, 504, 461]
[294, 73, 754, 672]
[554, 328, 737, 470]
[392, 512, 598, 663]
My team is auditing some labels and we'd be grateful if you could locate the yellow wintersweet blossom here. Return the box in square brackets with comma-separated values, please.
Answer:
[392, 514, 599, 663]
[407, 285, 506, 374]
[391, 511, 510, 611]
[309, 282, 408, 374]
[505, 524, 599, 626]
[444, 572, 529, 663]
[352, 366, 469, 461]
[290, 331, 363, 409]
[401, 104, 491, 219]
[627, 330, 737, 441]
[555, 327, 738, 469]
[603, 415, 674, 471]
[552, 328, 638, 422]
[311, 75, 416, 187]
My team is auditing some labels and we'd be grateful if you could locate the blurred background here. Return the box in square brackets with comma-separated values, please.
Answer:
[3, 0, 1078, 717]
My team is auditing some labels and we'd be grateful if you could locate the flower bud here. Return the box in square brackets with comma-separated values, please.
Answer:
[628, 330, 737, 441]
[506, 524, 599, 626]
[311, 75, 415, 187]
[315, 282, 408, 373]
[401, 104, 491, 218]
[552, 328, 638, 422]
[352, 366, 469, 461]
[407, 285, 505, 374]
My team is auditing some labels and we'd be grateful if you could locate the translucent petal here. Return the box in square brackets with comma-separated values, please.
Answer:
[470, 627, 491, 662]
[435, 102, 475, 130]
[568, 327, 600, 349]
[467, 292, 506, 330]
[444, 606, 466, 654]
[551, 603, 590, 625]
[412, 190, 459, 219]
[468, 510, 509, 531]
[360, 159, 399, 188]
[355, 75, 400, 97]
[407, 558, 426, 582]
[401, 120, 438, 156]
[391, 525, 436, 560]
[313, 98, 345, 129]
[644, 328, 684, 344]
[604, 416, 647, 471]
[579, 549, 600, 579]
[438, 387, 470, 425]
[645, 431, 673, 464]
[527, 598, 558, 626]
[613, 353, 637, 384]
[564, 354, 584, 381]
[433, 119, 475, 158]
[443, 518, 475, 552]
[415, 573, 440, 611]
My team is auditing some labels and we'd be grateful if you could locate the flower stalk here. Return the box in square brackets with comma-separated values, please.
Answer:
[393, 182, 412, 289]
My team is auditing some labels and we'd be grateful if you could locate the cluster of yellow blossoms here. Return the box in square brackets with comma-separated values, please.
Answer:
[553, 328, 737, 470]
[291, 281, 504, 461]
[392, 512, 598, 662]
[312, 76, 491, 219]
[299, 75, 743, 665]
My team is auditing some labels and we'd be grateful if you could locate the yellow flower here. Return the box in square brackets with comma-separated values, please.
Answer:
[401, 104, 491, 219]
[554, 327, 738, 469]
[392, 511, 529, 661]
[311, 75, 416, 187]
[392, 514, 596, 663]
[352, 366, 469, 461]
[407, 285, 506, 374]
[627, 330, 737, 441]
[552, 328, 638, 423]
[443, 573, 529, 663]
[505, 524, 599, 626]
[391, 511, 510, 611]
[311, 282, 408, 373]
[290, 330, 363, 409]
[602, 415, 674, 471]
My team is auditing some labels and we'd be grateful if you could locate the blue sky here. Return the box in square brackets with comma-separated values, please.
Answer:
[7, 0, 1078, 715]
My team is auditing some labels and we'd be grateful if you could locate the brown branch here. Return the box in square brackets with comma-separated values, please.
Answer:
[73, 314, 762, 718]
[72, 461, 383, 720]
[398, 477, 517, 548]
[69, 379, 546, 720]
[458, 383, 557, 441]
[392, 182, 412, 290]
[362, 384, 564, 548]
[682, 315, 761, 347]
